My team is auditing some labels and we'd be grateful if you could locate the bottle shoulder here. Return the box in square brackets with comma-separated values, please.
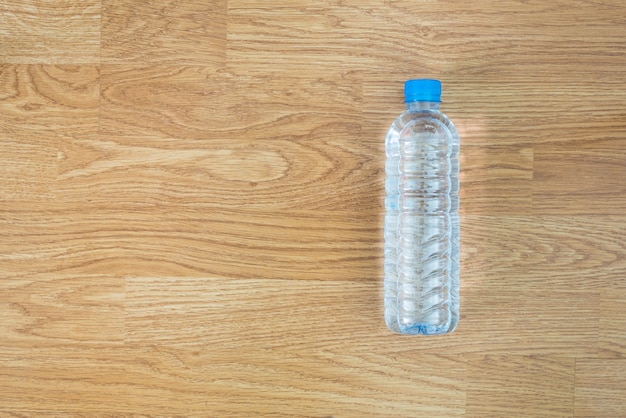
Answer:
[388, 109, 459, 143]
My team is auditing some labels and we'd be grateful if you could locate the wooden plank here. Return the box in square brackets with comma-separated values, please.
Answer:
[0, 274, 124, 347]
[462, 216, 626, 288]
[228, 1, 626, 74]
[0, 131, 58, 202]
[0, 65, 99, 136]
[0, 1, 100, 64]
[102, 0, 226, 65]
[0, 208, 380, 282]
[100, 65, 362, 140]
[466, 355, 575, 418]
[575, 359, 626, 417]
[0, 346, 466, 416]
[55, 131, 379, 211]
[460, 145, 533, 215]
[0, 64, 98, 201]
[533, 145, 626, 215]
[600, 288, 626, 358]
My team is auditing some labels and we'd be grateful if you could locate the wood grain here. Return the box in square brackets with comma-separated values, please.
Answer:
[102, 0, 226, 65]
[0, 64, 98, 203]
[0, 65, 99, 136]
[0, 207, 380, 283]
[533, 145, 626, 215]
[0, 1, 100, 64]
[0, 346, 466, 416]
[2, 0, 626, 415]
[0, 274, 124, 347]
[2, 214, 615, 356]
[600, 288, 626, 359]
[100, 65, 362, 140]
[0, 131, 57, 202]
[574, 360, 626, 417]
[460, 145, 533, 215]
[466, 356, 576, 418]
[228, 0, 626, 74]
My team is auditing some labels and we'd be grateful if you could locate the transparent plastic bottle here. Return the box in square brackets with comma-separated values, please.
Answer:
[384, 79, 460, 335]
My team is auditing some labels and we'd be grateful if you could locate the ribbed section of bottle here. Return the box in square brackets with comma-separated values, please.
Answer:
[396, 128, 453, 335]
[383, 126, 401, 333]
[448, 132, 460, 333]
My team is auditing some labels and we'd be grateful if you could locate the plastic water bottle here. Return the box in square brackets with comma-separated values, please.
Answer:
[384, 79, 460, 335]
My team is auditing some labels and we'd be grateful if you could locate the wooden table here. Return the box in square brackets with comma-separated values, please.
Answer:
[1, 1, 625, 416]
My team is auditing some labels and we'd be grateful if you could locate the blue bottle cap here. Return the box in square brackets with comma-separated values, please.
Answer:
[404, 79, 441, 103]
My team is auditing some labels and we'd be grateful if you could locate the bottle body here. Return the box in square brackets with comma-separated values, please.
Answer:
[384, 100, 460, 335]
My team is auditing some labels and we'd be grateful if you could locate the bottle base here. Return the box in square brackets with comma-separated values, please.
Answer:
[399, 322, 451, 335]
[385, 316, 458, 335]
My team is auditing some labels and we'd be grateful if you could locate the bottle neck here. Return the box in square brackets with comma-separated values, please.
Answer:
[406, 101, 440, 111]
